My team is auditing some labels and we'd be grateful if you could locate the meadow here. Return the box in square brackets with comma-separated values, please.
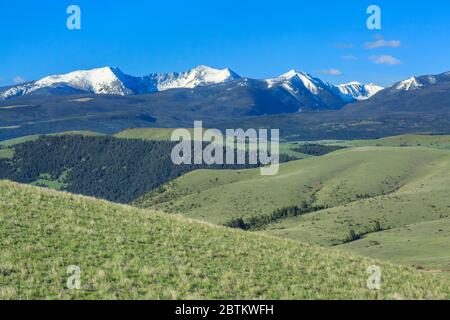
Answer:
[0, 180, 449, 299]
[134, 140, 450, 276]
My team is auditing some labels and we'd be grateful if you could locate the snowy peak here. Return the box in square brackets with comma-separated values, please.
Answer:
[35, 67, 133, 95]
[267, 70, 326, 95]
[392, 72, 450, 92]
[145, 65, 240, 92]
[266, 70, 383, 104]
[0, 65, 241, 100]
[337, 82, 384, 101]
[394, 77, 423, 91]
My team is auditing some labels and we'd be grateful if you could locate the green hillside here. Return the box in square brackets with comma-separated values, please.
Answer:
[0, 148, 14, 159]
[114, 128, 195, 141]
[0, 131, 103, 159]
[134, 146, 450, 274]
[51, 130, 104, 137]
[135, 147, 448, 224]
[114, 128, 310, 159]
[0, 180, 449, 299]
[334, 134, 450, 149]
[0, 134, 40, 147]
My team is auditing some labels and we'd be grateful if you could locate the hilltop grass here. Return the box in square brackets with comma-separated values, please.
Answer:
[114, 128, 195, 141]
[0, 131, 102, 148]
[50, 130, 104, 137]
[0, 148, 14, 159]
[0, 180, 449, 300]
[114, 128, 311, 159]
[0, 135, 40, 147]
[333, 134, 450, 150]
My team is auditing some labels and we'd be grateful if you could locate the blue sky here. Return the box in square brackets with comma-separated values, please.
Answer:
[1, 0, 449, 86]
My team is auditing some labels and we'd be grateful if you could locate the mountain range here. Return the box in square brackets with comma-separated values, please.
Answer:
[0, 65, 383, 110]
[1, 65, 449, 141]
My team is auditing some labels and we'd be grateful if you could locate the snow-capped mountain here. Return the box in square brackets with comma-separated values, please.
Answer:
[0, 66, 241, 100]
[144, 65, 240, 92]
[394, 77, 423, 91]
[336, 82, 384, 101]
[344, 71, 450, 116]
[265, 70, 383, 110]
[0, 65, 387, 112]
[266, 70, 327, 95]
[387, 72, 450, 93]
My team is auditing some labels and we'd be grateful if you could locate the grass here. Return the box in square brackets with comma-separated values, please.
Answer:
[0, 135, 40, 147]
[134, 145, 450, 275]
[0, 148, 14, 159]
[135, 147, 448, 224]
[337, 219, 450, 274]
[0, 180, 449, 299]
[333, 134, 450, 150]
[263, 151, 450, 274]
[114, 128, 196, 141]
[114, 128, 311, 159]
[50, 130, 104, 137]
[30, 172, 69, 190]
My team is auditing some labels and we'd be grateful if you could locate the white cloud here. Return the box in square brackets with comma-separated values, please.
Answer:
[365, 39, 401, 49]
[370, 55, 402, 65]
[341, 55, 358, 61]
[321, 68, 343, 76]
[12, 76, 26, 84]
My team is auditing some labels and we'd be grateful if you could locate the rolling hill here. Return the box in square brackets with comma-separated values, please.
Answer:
[134, 147, 449, 224]
[134, 144, 450, 274]
[333, 134, 450, 149]
[0, 180, 448, 299]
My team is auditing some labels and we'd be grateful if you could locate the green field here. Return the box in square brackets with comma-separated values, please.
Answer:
[135, 145, 450, 275]
[135, 147, 448, 223]
[50, 130, 104, 137]
[0, 148, 14, 159]
[114, 128, 195, 141]
[114, 128, 311, 159]
[1, 180, 449, 299]
[333, 134, 450, 150]
[0, 135, 40, 148]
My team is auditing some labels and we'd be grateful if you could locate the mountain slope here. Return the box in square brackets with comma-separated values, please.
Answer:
[336, 82, 384, 102]
[266, 70, 346, 111]
[0, 66, 241, 99]
[343, 71, 450, 116]
[0, 179, 448, 299]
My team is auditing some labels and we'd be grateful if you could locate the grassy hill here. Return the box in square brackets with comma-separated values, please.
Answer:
[134, 146, 450, 274]
[135, 147, 448, 224]
[114, 128, 193, 141]
[0, 180, 449, 299]
[0, 131, 103, 159]
[334, 134, 450, 149]
[0, 148, 14, 159]
[114, 128, 312, 159]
